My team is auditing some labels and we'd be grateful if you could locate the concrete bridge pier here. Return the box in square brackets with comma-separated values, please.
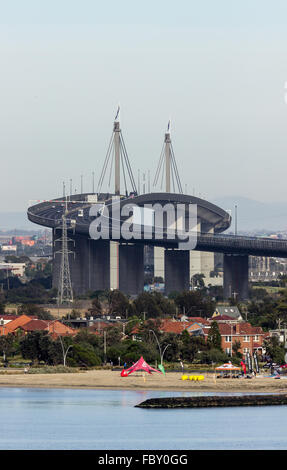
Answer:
[119, 243, 144, 295]
[164, 249, 190, 295]
[223, 254, 249, 301]
[87, 238, 110, 292]
[53, 230, 110, 295]
[69, 234, 110, 295]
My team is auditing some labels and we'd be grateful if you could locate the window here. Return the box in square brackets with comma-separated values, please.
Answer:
[225, 348, 231, 355]
[255, 335, 259, 341]
[243, 336, 250, 342]
[243, 348, 249, 354]
[225, 336, 232, 342]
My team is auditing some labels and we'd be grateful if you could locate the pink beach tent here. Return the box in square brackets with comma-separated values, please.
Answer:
[122, 356, 162, 376]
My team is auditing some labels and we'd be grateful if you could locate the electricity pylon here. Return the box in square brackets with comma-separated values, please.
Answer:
[55, 204, 74, 305]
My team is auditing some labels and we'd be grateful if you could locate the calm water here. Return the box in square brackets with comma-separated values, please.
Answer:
[0, 387, 286, 450]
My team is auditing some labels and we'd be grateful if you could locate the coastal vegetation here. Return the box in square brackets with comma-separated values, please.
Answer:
[0, 276, 286, 369]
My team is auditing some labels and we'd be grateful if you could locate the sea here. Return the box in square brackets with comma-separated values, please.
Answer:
[0, 387, 286, 450]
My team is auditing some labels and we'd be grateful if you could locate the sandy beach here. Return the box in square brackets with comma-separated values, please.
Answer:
[0, 369, 286, 393]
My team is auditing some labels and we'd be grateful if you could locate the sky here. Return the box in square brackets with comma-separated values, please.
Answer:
[1, 0, 287, 212]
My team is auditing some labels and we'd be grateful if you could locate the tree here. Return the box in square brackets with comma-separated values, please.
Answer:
[18, 304, 54, 320]
[174, 290, 215, 317]
[180, 330, 207, 363]
[199, 348, 229, 365]
[107, 339, 157, 365]
[191, 273, 205, 289]
[57, 335, 73, 367]
[19, 331, 54, 364]
[133, 292, 162, 318]
[89, 297, 102, 316]
[263, 336, 285, 364]
[232, 340, 242, 359]
[68, 342, 101, 367]
[207, 321, 222, 351]
[106, 290, 131, 317]
[0, 334, 15, 362]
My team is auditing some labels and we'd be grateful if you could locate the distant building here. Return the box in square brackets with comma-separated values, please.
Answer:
[213, 306, 243, 321]
[0, 262, 26, 277]
[1, 245, 17, 253]
[0, 315, 76, 338]
[130, 316, 266, 359]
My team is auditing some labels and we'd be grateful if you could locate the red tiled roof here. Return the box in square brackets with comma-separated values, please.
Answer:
[201, 322, 265, 337]
[21, 319, 49, 332]
[131, 319, 204, 335]
[131, 319, 266, 339]
[49, 321, 76, 338]
[159, 320, 187, 334]
[212, 315, 235, 321]
[187, 317, 210, 325]
[2, 315, 33, 335]
[235, 324, 264, 335]
[2, 316, 76, 338]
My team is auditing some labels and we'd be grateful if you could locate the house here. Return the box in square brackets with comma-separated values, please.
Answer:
[129, 316, 266, 359]
[0, 315, 76, 338]
[202, 322, 266, 358]
[213, 306, 243, 321]
[1, 315, 33, 335]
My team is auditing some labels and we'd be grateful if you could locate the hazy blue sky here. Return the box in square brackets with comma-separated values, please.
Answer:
[1, 0, 287, 211]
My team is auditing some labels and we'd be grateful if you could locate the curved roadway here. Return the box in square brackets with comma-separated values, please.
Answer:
[27, 193, 287, 258]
